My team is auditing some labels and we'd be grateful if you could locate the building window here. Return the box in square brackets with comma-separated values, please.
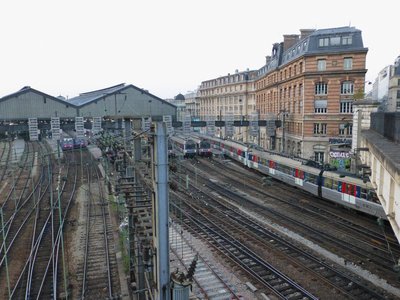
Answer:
[313, 123, 327, 135]
[317, 59, 326, 71]
[339, 123, 352, 136]
[342, 36, 352, 45]
[341, 81, 354, 94]
[340, 100, 353, 113]
[397, 101, 400, 110]
[315, 152, 325, 164]
[315, 82, 328, 95]
[330, 36, 341, 46]
[397, 90, 400, 99]
[343, 57, 353, 70]
[318, 38, 329, 47]
[398, 79, 400, 86]
[314, 100, 327, 113]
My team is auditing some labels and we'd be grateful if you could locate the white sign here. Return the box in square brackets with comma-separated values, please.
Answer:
[51, 117, 61, 140]
[142, 117, 152, 132]
[265, 113, 276, 137]
[183, 113, 191, 135]
[163, 115, 173, 135]
[249, 112, 259, 137]
[225, 112, 234, 137]
[206, 116, 215, 136]
[28, 118, 38, 141]
[75, 117, 85, 139]
[92, 117, 102, 134]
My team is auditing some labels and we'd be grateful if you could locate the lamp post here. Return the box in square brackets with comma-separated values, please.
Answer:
[239, 99, 242, 141]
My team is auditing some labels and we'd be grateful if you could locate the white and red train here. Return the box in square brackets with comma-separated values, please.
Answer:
[169, 134, 212, 158]
[190, 133, 386, 220]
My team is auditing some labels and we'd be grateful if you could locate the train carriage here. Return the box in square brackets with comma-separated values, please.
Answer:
[169, 135, 197, 158]
[61, 137, 74, 151]
[189, 133, 385, 219]
[191, 136, 212, 157]
[73, 138, 87, 149]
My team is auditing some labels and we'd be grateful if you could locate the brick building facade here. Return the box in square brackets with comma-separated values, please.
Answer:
[256, 27, 368, 167]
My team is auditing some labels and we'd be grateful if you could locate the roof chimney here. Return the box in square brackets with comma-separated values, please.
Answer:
[299, 29, 315, 40]
[283, 34, 300, 51]
[266, 55, 271, 65]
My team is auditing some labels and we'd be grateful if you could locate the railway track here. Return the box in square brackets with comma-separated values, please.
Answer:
[0, 141, 11, 182]
[184, 158, 400, 275]
[171, 162, 397, 298]
[15, 149, 76, 299]
[79, 158, 120, 299]
[207, 157, 400, 253]
[171, 191, 318, 299]
[170, 222, 242, 299]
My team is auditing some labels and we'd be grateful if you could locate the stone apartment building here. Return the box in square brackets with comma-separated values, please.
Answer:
[184, 90, 200, 119]
[198, 69, 258, 142]
[256, 26, 368, 166]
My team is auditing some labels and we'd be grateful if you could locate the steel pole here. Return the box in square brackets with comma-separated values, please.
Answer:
[152, 122, 170, 300]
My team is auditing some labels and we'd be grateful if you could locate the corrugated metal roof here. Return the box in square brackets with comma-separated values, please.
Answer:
[68, 83, 127, 106]
[0, 86, 79, 107]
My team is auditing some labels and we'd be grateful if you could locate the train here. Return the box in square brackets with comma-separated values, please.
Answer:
[169, 134, 213, 158]
[169, 135, 197, 158]
[189, 133, 386, 220]
[191, 136, 213, 157]
[61, 137, 74, 151]
[73, 138, 87, 149]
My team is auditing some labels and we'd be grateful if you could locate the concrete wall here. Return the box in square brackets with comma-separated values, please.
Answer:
[370, 112, 400, 143]
[360, 130, 400, 243]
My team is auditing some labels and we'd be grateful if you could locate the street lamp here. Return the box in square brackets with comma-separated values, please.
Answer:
[239, 99, 242, 141]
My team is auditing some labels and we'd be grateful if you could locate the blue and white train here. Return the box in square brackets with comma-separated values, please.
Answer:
[192, 134, 386, 219]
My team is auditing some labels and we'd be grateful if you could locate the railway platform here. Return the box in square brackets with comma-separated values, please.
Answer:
[11, 139, 25, 163]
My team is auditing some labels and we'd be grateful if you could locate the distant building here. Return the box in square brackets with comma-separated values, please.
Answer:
[255, 26, 368, 168]
[184, 90, 200, 120]
[198, 69, 258, 142]
[371, 55, 400, 112]
[165, 93, 186, 122]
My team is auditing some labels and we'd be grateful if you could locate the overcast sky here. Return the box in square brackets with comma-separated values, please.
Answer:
[1, 0, 399, 99]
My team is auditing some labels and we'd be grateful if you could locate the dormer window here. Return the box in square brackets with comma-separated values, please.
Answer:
[330, 36, 341, 46]
[342, 36, 353, 45]
[318, 38, 329, 47]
